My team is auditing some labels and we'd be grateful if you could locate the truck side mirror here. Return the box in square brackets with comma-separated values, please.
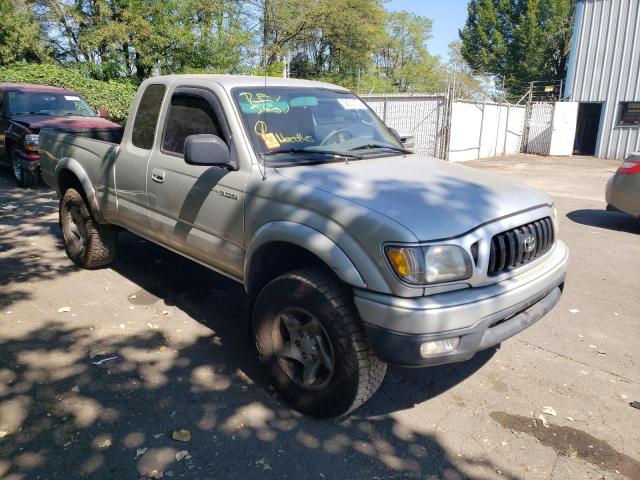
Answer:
[390, 128, 415, 151]
[184, 134, 233, 168]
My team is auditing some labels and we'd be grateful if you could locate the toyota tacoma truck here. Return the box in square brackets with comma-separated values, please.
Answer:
[0, 83, 122, 187]
[39, 75, 568, 417]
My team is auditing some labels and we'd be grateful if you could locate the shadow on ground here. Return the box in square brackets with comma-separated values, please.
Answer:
[1, 230, 509, 480]
[566, 209, 640, 234]
[0, 179, 68, 310]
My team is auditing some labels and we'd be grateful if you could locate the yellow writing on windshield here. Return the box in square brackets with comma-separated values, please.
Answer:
[254, 120, 314, 146]
[254, 120, 268, 135]
[275, 133, 314, 144]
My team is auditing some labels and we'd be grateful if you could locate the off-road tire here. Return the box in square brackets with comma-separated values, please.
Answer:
[60, 188, 117, 268]
[9, 147, 38, 188]
[253, 267, 387, 417]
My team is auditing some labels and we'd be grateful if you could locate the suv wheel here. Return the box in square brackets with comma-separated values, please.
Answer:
[60, 188, 117, 268]
[10, 148, 38, 188]
[253, 267, 387, 417]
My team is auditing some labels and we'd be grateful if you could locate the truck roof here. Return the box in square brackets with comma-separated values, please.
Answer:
[146, 74, 349, 92]
[0, 82, 76, 94]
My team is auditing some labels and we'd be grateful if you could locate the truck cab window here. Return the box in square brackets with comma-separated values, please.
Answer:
[162, 94, 223, 155]
[132, 84, 166, 150]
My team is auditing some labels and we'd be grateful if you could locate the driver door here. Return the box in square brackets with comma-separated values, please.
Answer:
[146, 86, 247, 279]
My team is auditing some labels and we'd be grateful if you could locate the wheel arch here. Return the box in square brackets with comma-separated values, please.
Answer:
[4, 136, 17, 155]
[244, 221, 366, 299]
[55, 158, 105, 223]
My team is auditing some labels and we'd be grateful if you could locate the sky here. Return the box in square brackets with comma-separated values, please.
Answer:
[387, 0, 469, 61]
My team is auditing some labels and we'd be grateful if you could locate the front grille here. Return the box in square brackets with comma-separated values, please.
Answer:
[488, 217, 555, 276]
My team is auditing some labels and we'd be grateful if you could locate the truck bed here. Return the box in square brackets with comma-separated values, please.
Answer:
[39, 128, 120, 193]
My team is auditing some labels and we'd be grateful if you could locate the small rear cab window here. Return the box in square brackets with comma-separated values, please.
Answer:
[132, 84, 166, 149]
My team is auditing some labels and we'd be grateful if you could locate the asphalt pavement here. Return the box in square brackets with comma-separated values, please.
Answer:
[0, 154, 639, 479]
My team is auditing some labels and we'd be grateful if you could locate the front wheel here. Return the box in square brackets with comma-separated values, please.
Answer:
[10, 148, 38, 188]
[60, 188, 118, 268]
[253, 268, 387, 417]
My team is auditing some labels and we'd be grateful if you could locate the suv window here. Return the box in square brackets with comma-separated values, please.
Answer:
[162, 93, 224, 155]
[132, 84, 166, 150]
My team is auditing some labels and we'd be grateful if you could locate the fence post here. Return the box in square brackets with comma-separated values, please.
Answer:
[442, 80, 455, 160]
[503, 104, 510, 155]
[382, 97, 388, 123]
[558, 79, 563, 101]
[477, 102, 485, 159]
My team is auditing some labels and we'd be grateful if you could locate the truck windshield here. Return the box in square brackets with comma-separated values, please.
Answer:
[8, 91, 96, 117]
[232, 87, 407, 165]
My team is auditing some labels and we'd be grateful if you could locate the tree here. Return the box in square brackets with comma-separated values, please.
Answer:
[261, 0, 386, 80]
[15, 0, 447, 92]
[459, 0, 574, 96]
[34, 0, 255, 81]
[447, 40, 490, 100]
[0, 0, 48, 66]
[374, 11, 445, 92]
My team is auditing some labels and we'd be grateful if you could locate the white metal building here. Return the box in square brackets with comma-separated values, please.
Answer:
[564, 0, 640, 159]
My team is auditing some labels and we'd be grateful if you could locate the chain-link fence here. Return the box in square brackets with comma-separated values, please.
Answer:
[361, 88, 559, 160]
[521, 102, 555, 155]
[361, 94, 449, 158]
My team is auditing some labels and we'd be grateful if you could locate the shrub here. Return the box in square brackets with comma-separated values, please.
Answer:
[0, 63, 136, 123]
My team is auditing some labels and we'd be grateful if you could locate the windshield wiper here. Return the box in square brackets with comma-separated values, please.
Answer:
[16, 111, 52, 116]
[262, 148, 362, 159]
[349, 144, 412, 154]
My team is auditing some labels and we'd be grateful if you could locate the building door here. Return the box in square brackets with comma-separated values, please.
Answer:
[573, 103, 602, 155]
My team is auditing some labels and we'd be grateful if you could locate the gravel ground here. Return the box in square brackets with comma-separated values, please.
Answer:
[0, 154, 639, 479]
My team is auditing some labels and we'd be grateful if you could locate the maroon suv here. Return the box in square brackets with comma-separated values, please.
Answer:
[0, 83, 123, 187]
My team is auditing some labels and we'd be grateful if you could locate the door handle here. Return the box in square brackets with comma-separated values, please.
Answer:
[151, 169, 166, 183]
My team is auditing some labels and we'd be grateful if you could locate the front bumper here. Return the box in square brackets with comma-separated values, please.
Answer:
[14, 149, 40, 171]
[354, 241, 568, 367]
[606, 174, 640, 218]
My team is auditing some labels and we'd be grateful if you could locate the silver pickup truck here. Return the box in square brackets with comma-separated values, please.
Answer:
[40, 75, 568, 417]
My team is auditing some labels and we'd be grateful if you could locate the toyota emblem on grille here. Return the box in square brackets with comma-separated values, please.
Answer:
[523, 234, 536, 253]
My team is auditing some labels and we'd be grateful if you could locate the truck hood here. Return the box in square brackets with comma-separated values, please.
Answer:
[275, 154, 553, 241]
[12, 115, 121, 131]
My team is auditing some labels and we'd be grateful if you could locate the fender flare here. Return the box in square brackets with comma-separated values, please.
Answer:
[55, 157, 105, 223]
[245, 221, 366, 289]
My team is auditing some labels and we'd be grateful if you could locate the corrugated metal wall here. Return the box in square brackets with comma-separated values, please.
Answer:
[565, 0, 640, 159]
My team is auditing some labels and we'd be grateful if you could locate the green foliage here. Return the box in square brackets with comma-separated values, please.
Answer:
[0, 0, 48, 66]
[373, 11, 443, 91]
[459, 0, 575, 96]
[5, 0, 452, 97]
[447, 40, 491, 100]
[266, 0, 386, 79]
[0, 63, 136, 123]
[35, 0, 254, 82]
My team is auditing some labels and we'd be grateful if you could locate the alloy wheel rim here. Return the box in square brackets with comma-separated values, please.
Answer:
[272, 307, 335, 390]
[66, 204, 87, 255]
[11, 153, 22, 181]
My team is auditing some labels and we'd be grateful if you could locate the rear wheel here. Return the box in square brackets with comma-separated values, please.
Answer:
[10, 148, 38, 187]
[253, 267, 386, 417]
[60, 188, 117, 268]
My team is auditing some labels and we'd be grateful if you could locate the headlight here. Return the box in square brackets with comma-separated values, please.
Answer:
[24, 134, 39, 151]
[385, 244, 473, 285]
